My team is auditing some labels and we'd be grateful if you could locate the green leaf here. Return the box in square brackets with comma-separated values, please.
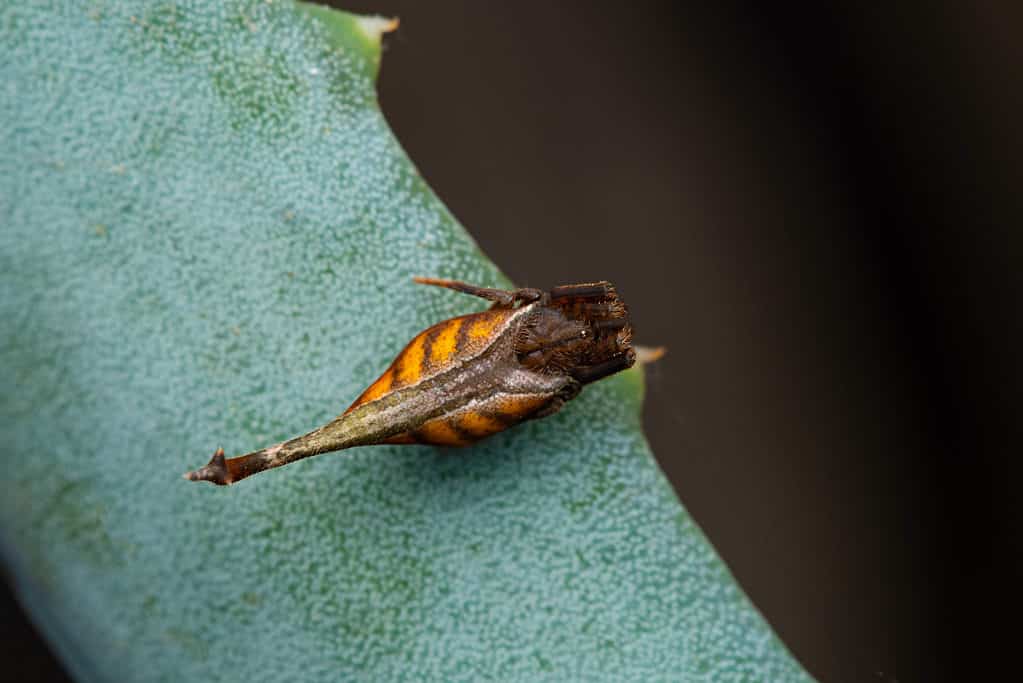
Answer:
[0, 2, 813, 681]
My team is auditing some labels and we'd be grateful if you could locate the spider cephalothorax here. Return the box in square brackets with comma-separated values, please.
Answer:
[515, 282, 635, 380]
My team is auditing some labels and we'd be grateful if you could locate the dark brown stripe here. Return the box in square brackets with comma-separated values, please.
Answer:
[420, 324, 445, 374]
[485, 406, 521, 427]
[479, 388, 542, 427]
[413, 417, 469, 447]
[449, 418, 478, 444]
[454, 312, 473, 354]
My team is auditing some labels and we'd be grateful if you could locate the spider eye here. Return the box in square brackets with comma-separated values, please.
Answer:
[579, 329, 590, 339]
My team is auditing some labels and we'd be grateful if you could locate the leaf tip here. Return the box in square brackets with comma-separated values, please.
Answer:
[635, 345, 667, 364]
[355, 15, 399, 45]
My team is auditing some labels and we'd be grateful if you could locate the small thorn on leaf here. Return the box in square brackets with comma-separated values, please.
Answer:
[355, 15, 399, 44]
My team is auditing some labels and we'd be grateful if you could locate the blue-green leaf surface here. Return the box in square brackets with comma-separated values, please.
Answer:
[0, 2, 813, 681]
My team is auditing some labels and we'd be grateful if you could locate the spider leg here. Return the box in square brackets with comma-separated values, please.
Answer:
[413, 277, 542, 308]
[595, 317, 629, 333]
[548, 281, 614, 301]
[572, 348, 636, 384]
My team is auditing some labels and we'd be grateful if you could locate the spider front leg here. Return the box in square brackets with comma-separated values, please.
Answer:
[413, 277, 543, 309]
[572, 349, 636, 384]
[548, 281, 615, 301]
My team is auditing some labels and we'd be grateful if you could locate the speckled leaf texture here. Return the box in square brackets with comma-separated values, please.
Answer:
[0, 2, 813, 681]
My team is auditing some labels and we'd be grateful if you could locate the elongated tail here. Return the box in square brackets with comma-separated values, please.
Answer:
[184, 443, 299, 486]
[184, 403, 398, 486]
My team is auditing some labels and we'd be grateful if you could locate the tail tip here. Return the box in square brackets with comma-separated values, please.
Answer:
[183, 447, 231, 485]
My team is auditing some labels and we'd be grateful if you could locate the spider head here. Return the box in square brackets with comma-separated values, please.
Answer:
[516, 281, 635, 383]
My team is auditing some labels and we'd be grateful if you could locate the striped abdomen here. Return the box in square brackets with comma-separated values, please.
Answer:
[343, 305, 560, 446]
[383, 392, 554, 446]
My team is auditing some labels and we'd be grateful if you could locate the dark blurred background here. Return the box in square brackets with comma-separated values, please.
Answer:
[5, 1, 1020, 681]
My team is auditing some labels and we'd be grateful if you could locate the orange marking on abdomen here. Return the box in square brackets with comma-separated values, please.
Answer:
[345, 368, 393, 413]
[467, 315, 499, 340]
[455, 411, 506, 439]
[492, 394, 550, 421]
[383, 432, 417, 445]
[395, 331, 427, 387]
[430, 318, 463, 365]
[416, 419, 467, 446]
